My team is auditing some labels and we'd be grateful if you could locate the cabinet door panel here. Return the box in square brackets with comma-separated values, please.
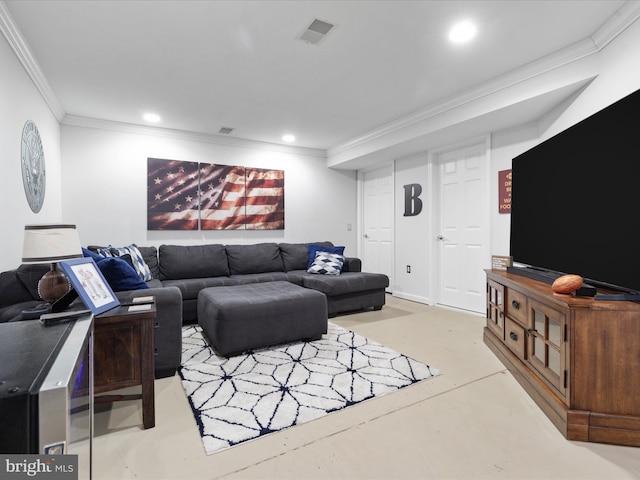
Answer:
[486, 280, 505, 339]
[526, 299, 566, 398]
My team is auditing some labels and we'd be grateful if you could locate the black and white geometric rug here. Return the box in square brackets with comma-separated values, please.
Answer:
[179, 322, 441, 455]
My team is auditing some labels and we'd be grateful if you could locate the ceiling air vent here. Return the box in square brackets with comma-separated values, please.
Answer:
[218, 127, 234, 134]
[297, 19, 335, 45]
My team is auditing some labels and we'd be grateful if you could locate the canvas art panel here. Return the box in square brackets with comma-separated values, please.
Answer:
[244, 167, 285, 230]
[147, 158, 199, 230]
[200, 163, 247, 230]
[147, 158, 284, 230]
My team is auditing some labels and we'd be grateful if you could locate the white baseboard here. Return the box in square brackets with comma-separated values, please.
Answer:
[392, 291, 432, 305]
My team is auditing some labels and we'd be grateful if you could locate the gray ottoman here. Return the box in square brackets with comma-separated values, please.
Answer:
[198, 281, 328, 356]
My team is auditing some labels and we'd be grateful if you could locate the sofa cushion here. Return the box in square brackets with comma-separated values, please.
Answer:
[15, 264, 50, 302]
[307, 252, 345, 275]
[307, 244, 345, 270]
[0, 266, 43, 309]
[146, 278, 163, 288]
[225, 243, 283, 275]
[162, 276, 241, 301]
[159, 244, 229, 280]
[279, 242, 333, 271]
[0, 300, 42, 323]
[301, 271, 389, 296]
[229, 272, 291, 284]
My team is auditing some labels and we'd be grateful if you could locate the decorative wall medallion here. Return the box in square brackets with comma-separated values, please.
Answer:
[21, 120, 46, 213]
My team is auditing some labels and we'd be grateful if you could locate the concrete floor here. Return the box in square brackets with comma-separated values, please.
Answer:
[91, 295, 640, 479]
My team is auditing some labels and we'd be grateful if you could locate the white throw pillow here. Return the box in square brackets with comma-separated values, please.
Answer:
[307, 251, 345, 275]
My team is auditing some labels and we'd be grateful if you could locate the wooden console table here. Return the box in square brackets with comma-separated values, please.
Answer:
[484, 270, 640, 447]
[94, 299, 156, 429]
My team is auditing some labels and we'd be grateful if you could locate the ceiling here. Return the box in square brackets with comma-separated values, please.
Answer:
[1, 0, 633, 153]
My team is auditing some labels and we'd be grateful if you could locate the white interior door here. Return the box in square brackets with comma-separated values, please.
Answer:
[361, 165, 394, 292]
[435, 141, 490, 313]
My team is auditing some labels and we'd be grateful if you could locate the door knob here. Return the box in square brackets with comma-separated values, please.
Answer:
[436, 235, 444, 241]
[363, 234, 369, 239]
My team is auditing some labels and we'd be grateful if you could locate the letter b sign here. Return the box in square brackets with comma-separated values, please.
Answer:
[403, 183, 423, 217]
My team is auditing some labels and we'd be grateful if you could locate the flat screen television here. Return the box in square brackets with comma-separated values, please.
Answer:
[509, 87, 640, 296]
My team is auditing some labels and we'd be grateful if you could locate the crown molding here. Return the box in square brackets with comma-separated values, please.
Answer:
[61, 115, 327, 158]
[327, 1, 640, 159]
[591, 0, 640, 49]
[0, 1, 65, 120]
[3, 0, 638, 161]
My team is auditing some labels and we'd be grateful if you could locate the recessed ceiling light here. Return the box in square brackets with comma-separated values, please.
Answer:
[449, 20, 477, 44]
[282, 134, 295, 143]
[143, 113, 161, 123]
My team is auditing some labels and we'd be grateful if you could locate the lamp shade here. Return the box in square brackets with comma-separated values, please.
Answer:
[22, 224, 83, 264]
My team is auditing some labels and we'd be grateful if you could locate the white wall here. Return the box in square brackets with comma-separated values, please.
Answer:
[386, 16, 640, 306]
[539, 16, 640, 141]
[0, 33, 62, 272]
[489, 122, 539, 257]
[393, 153, 430, 303]
[61, 125, 358, 254]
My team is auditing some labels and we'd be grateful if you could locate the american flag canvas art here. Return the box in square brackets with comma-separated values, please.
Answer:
[147, 158, 285, 230]
[200, 163, 247, 230]
[244, 167, 285, 230]
[147, 158, 199, 230]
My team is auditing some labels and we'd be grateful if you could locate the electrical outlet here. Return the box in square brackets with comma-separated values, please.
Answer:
[406, 265, 411, 273]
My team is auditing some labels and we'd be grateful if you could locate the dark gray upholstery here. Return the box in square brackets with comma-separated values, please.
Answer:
[0, 264, 49, 311]
[162, 272, 293, 322]
[301, 271, 389, 296]
[155, 242, 388, 322]
[0, 241, 387, 375]
[115, 286, 183, 378]
[138, 246, 160, 279]
[279, 241, 333, 271]
[198, 281, 327, 356]
[159, 244, 229, 280]
[0, 262, 183, 378]
[225, 243, 283, 275]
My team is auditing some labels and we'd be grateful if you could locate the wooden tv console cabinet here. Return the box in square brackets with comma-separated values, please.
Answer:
[483, 269, 640, 447]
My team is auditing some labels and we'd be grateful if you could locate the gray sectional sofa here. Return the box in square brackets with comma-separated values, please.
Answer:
[151, 242, 388, 322]
[1, 241, 389, 378]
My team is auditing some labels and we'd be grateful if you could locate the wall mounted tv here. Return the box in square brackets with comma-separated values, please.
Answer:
[509, 86, 640, 295]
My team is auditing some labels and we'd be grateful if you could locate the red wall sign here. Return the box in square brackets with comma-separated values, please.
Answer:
[499, 169, 512, 214]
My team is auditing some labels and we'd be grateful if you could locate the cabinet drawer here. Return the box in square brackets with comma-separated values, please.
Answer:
[506, 289, 527, 324]
[504, 317, 526, 359]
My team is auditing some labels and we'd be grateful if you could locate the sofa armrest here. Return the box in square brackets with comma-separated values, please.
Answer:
[115, 285, 183, 377]
[343, 257, 362, 272]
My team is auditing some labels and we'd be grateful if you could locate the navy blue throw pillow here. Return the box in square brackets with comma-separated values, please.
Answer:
[307, 244, 345, 270]
[96, 257, 148, 292]
[82, 247, 103, 262]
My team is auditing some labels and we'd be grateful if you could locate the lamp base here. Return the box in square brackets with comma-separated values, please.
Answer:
[38, 265, 71, 304]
